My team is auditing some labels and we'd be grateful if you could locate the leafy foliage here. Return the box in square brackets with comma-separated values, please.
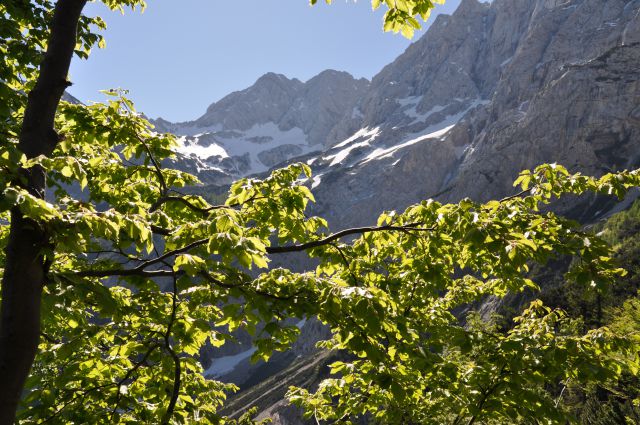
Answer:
[311, 0, 446, 38]
[1, 1, 640, 424]
[287, 164, 640, 424]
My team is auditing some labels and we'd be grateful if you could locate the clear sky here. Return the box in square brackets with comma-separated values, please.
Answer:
[69, 0, 462, 122]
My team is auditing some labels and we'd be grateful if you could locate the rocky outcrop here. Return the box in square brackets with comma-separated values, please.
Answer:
[443, 40, 640, 205]
[258, 144, 303, 168]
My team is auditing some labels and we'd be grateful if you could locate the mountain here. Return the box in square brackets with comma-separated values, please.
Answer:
[163, 0, 640, 227]
[305, 0, 640, 229]
[154, 70, 369, 183]
[155, 0, 640, 422]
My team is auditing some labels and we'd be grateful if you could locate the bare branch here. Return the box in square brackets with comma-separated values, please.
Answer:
[69, 269, 177, 278]
[149, 195, 228, 214]
[266, 222, 433, 254]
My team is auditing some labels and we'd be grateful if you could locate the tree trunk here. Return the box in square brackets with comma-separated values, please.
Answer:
[0, 1, 86, 423]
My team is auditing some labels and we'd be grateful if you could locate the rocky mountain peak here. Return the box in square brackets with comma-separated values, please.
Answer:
[236, 72, 303, 104]
[457, 0, 492, 14]
[162, 0, 640, 230]
[254, 71, 297, 85]
[156, 69, 369, 181]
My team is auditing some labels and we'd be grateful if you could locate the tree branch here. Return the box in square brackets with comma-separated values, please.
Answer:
[329, 243, 360, 286]
[150, 195, 224, 214]
[109, 342, 161, 422]
[71, 239, 208, 278]
[200, 271, 300, 301]
[69, 269, 177, 278]
[161, 273, 181, 425]
[466, 364, 508, 425]
[136, 134, 168, 196]
[499, 189, 529, 203]
[70, 222, 435, 279]
[266, 222, 433, 254]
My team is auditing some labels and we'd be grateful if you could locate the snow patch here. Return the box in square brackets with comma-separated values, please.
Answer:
[175, 122, 320, 176]
[177, 136, 229, 159]
[400, 96, 448, 123]
[363, 124, 455, 163]
[362, 100, 485, 164]
[322, 127, 381, 167]
[204, 347, 257, 378]
[326, 140, 370, 166]
[333, 127, 381, 149]
[311, 174, 323, 189]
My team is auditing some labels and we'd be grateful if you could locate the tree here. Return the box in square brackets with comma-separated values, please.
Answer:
[0, 1, 638, 424]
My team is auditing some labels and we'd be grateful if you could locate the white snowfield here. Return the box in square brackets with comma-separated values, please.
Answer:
[204, 318, 308, 379]
[204, 347, 258, 378]
[321, 128, 380, 167]
[316, 98, 486, 170]
[363, 124, 456, 163]
[175, 122, 320, 176]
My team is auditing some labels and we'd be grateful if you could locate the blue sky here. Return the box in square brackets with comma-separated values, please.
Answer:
[69, 0, 461, 122]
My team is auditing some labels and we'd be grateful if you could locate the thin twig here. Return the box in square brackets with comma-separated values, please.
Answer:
[200, 271, 300, 301]
[329, 242, 359, 286]
[499, 189, 529, 203]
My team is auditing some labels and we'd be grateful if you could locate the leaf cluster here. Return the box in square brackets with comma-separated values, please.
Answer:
[310, 0, 446, 38]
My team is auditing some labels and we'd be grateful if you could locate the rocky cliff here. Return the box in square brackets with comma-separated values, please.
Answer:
[306, 0, 640, 230]
[164, 0, 640, 228]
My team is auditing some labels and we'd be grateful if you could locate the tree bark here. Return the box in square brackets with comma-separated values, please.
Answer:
[0, 1, 87, 423]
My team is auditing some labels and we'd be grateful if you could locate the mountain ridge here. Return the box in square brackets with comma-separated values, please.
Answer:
[152, 68, 369, 179]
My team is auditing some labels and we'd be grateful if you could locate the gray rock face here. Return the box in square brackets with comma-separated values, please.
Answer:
[258, 144, 303, 168]
[153, 70, 369, 183]
[306, 0, 640, 231]
[445, 41, 640, 205]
